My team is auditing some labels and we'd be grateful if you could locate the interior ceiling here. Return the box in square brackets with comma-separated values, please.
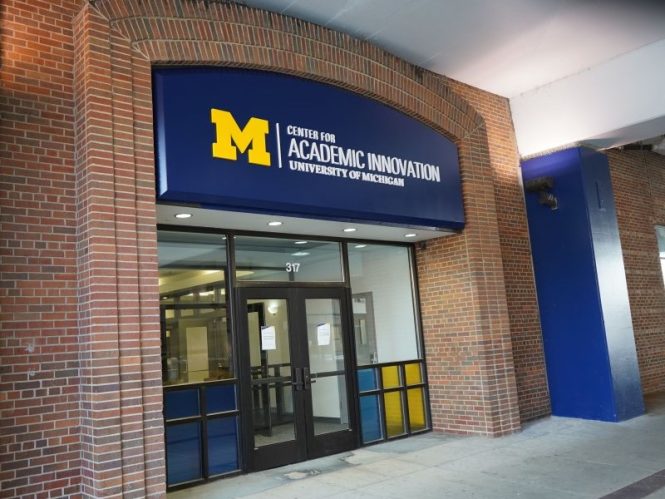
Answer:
[242, 0, 665, 156]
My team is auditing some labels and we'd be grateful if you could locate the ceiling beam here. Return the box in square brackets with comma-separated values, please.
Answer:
[510, 39, 665, 158]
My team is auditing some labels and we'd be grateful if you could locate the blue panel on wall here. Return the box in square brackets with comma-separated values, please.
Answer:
[164, 389, 200, 421]
[360, 395, 383, 443]
[153, 68, 463, 230]
[357, 368, 378, 392]
[578, 148, 644, 420]
[166, 422, 202, 485]
[207, 417, 240, 476]
[206, 384, 236, 414]
[521, 147, 644, 421]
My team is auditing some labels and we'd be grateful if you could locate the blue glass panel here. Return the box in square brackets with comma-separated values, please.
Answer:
[166, 422, 202, 485]
[164, 389, 200, 420]
[357, 368, 377, 392]
[206, 384, 236, 414]
[208, 417, 239, 476]
[360, 395, 383, 443]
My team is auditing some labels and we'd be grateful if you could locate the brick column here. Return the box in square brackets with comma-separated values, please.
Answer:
[449, 81, 549, 422]
[73, 3, 165, 497]
[417, 126, 521, 436]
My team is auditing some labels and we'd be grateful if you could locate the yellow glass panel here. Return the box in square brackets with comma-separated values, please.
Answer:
[383, 391, 405, 437]
[407, 388, 426, 432]
[404, 363, 422, 385]
[381, 366, 401, 389]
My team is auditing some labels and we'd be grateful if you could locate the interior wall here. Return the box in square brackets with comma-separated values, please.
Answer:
[349, 247, 419, 363]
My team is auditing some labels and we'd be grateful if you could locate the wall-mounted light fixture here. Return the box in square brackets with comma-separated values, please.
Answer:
[525, 176, 558, 210]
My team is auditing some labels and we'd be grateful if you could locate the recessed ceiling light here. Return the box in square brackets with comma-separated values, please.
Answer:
[295, 240, 308, 245]
[174, 213, 192, 219]
[267, 221, 283, 227]
[404, 233, 417, 238]
[292, 251, 310, 257]
[354, 244, 367, 249]
[343, 227, 357, 233]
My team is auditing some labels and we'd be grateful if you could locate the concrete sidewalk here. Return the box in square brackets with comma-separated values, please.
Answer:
[169, 393, 665, 499]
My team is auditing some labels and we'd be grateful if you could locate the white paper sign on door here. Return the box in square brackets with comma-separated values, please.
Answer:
[316, 323, 331, 346]
[261, 325, 277, 350]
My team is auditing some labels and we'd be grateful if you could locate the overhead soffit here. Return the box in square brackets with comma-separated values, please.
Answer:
[242, 0, 665, 99]
[242, 1, 665, 157]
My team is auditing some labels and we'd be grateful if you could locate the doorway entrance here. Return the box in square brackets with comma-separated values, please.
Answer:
[237, 287, 358, 471]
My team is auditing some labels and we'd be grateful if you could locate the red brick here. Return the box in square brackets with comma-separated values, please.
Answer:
[609, 150, 665, 394]
[1, 0, 555, 496]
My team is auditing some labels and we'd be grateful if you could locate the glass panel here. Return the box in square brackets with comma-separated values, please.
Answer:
[206, 384, 236, 414]
[247, 299, 296, 448]
[306, 298, 350, 435]
[357, 368, 377, 392]
[407, 388, 427, 432]
[208, 417, 239, 475]
[657, 226, 665, 286]
[311, 375, 349, 435]
[166, 422, 202, 485]
[164, 389, 199, 420]
[252, 385, 295, 447]
[404, 363, 422, 385]
[158, 231, 231, 386]
[381, 365, 401, 389]
[306, 299, 345, 372]
[235, 236, 343, 282]
[359, 395, 383, 443]
[384, 391, 405, 437]
[349, 244, 420, 364]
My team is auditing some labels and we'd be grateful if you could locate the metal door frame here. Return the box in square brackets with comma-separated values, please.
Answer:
[236, 286, 358, 471]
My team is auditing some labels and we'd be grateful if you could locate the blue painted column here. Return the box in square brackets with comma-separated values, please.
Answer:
[521, 147, 644, 421]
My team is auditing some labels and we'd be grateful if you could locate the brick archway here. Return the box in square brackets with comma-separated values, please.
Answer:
[72, 1, 521, 496]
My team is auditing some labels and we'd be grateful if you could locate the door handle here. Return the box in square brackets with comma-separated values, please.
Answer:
[303, 367, 317, 389]
[292, 367, 304, 391]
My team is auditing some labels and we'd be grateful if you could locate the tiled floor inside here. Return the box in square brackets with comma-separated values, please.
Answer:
[169, 393, 665, 499]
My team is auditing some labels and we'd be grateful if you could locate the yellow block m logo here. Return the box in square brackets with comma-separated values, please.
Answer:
[211, 109, 271, 167]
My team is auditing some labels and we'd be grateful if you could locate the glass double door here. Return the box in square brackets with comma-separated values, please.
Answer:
[237, 287, 357, 471]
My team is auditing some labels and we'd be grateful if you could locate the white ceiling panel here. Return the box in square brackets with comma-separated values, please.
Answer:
[242, 0, 665, 156]
[243, 0, 665, 97]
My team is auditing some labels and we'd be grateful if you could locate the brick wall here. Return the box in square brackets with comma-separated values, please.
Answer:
[415, 118, 522, 435]
[1, 1, 82, 497]
[448, 82, 549, 422]
[1, 0, 545, 496]
[608, 149, 665, 395]
[72, 4, 165, 497]
[93, 0, 526, 437]
[2, 1, 165, 497]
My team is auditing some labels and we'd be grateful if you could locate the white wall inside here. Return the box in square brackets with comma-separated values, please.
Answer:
[349, 245, 419, 363]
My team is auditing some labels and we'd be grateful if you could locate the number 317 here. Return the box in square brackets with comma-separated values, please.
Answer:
[286, 262, 300, 272]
